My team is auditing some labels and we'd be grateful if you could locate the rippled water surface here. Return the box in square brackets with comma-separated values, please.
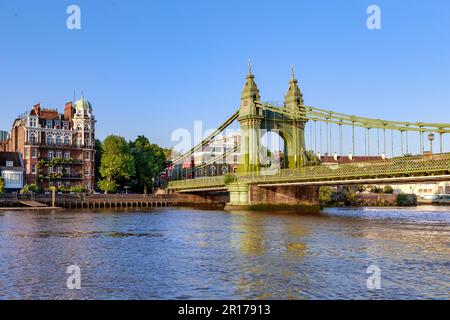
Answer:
[0, 206, 449, 299]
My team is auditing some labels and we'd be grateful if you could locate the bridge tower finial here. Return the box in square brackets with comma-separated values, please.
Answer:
[248, 59, 253, 76]
[291, 65, 295, 81]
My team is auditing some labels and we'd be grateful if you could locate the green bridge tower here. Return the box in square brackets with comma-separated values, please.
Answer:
[237, 65, 308, 174]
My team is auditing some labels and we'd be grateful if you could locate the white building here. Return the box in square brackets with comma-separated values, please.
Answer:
[387, 182, 450, 196]
[0, 152, 24, 192]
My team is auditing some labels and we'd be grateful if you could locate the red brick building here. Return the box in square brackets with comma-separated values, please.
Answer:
[4, 97, 96, 191]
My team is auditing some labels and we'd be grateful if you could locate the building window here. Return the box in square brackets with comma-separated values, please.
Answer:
[84, 151, 90, 160]
[31, 164, 37, 174]
[222, 166, 228, 175]
[210, 165, 216, 176]
[29, 118, 37, 127]
[48, 167, 53, 174]
[32, 148, 37, 158]
[29, 133, 37, 145]
[56, 166, 62, 174]
[85, 166, 90, 175]
[56, 136, 62, 146]
[64, 136, 70, 145]
[48, 151, 53, 160]
[47, 136, 53, 146]
[56, 151, 62, 158]
[65, 167, 70, 175]
[64, 152, 70, 160]
[46, 120, 53, 129]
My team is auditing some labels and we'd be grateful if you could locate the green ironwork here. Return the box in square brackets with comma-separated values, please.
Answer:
[168, 153, 450, 191]
[168, 175, 225, 190]
[168, 67, 450, 195]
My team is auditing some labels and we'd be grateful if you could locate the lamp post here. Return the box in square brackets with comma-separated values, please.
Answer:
[428, 133, 435, 154]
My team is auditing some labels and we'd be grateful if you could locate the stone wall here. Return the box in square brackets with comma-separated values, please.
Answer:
[249, 185, 319, 205]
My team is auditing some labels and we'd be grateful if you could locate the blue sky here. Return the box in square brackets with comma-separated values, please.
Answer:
[0, 0, 449, 153]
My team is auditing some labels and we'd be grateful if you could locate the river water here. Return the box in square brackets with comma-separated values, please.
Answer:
[0, 206, 449, 300]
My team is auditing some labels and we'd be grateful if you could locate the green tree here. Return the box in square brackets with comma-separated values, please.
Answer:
[305, 150, 321, 166]
[94, 138, 103, 186]
[0, 177, 4, 194]
[130, 135, 167, 193]
[383, 185, 394, 194]
[98, 135, 135, 193]
[397, 193, 417, 206]
[318, 186, 333, 207]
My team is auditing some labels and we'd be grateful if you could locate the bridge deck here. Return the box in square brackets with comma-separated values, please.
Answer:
[168, 154, 450, 192]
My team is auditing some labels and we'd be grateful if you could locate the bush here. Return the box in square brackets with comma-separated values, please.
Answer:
[0, 177, 4, 194]
[319, 187, 334, 207]
[21, 184, 40, 194]
[70, 185, 86, 194]
[371, 186, 383, 194]
[224, 173, 237, 185]
[98, 179, 118, 194]
[383, 186, 394, 194]
[397, 193, 417, 206]
[356, 185, 366, 193]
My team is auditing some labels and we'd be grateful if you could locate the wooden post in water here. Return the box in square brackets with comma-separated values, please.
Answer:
[52, 187, 56, 208]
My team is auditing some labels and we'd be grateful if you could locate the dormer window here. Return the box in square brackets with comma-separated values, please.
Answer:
[29, 118, 37, 127]
[5, 161, 13, 167]
[46, 120, 53, 129]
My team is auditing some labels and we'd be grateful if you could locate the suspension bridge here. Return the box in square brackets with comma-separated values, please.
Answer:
[167, 65, 450, 208]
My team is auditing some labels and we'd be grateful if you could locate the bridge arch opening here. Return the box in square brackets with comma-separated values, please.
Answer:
[261, 130, 286, 170]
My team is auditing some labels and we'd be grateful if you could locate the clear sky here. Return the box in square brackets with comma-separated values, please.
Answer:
[1, 0, 449, 152]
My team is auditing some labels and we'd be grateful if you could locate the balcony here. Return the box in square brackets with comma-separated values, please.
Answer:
[25, 142, 94, 149]
[42, 158, 84, 165]
[43, 173, 83, 180]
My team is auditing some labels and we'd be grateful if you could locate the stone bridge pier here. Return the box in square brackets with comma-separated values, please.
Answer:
[226, 182, 320, 210]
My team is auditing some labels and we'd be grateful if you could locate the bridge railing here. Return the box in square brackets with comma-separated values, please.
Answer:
[240, 154, 450, 184]
[167, 153, 450, 190]
[168, 176, 226, 190]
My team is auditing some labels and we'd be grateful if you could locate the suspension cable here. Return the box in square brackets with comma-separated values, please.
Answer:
[171, 110, 239, 165]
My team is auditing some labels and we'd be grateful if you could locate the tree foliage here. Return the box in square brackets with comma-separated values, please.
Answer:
[98, 135, 135, 193]
[94, 138, 103, 185]
[305, 150, 321, 166]
[397, 193, 417, 206]
[383, 186, 394, 194]
[318, 186, 333, 207]
[0, 177, 4, 194]
[130, 135, 167, 193]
